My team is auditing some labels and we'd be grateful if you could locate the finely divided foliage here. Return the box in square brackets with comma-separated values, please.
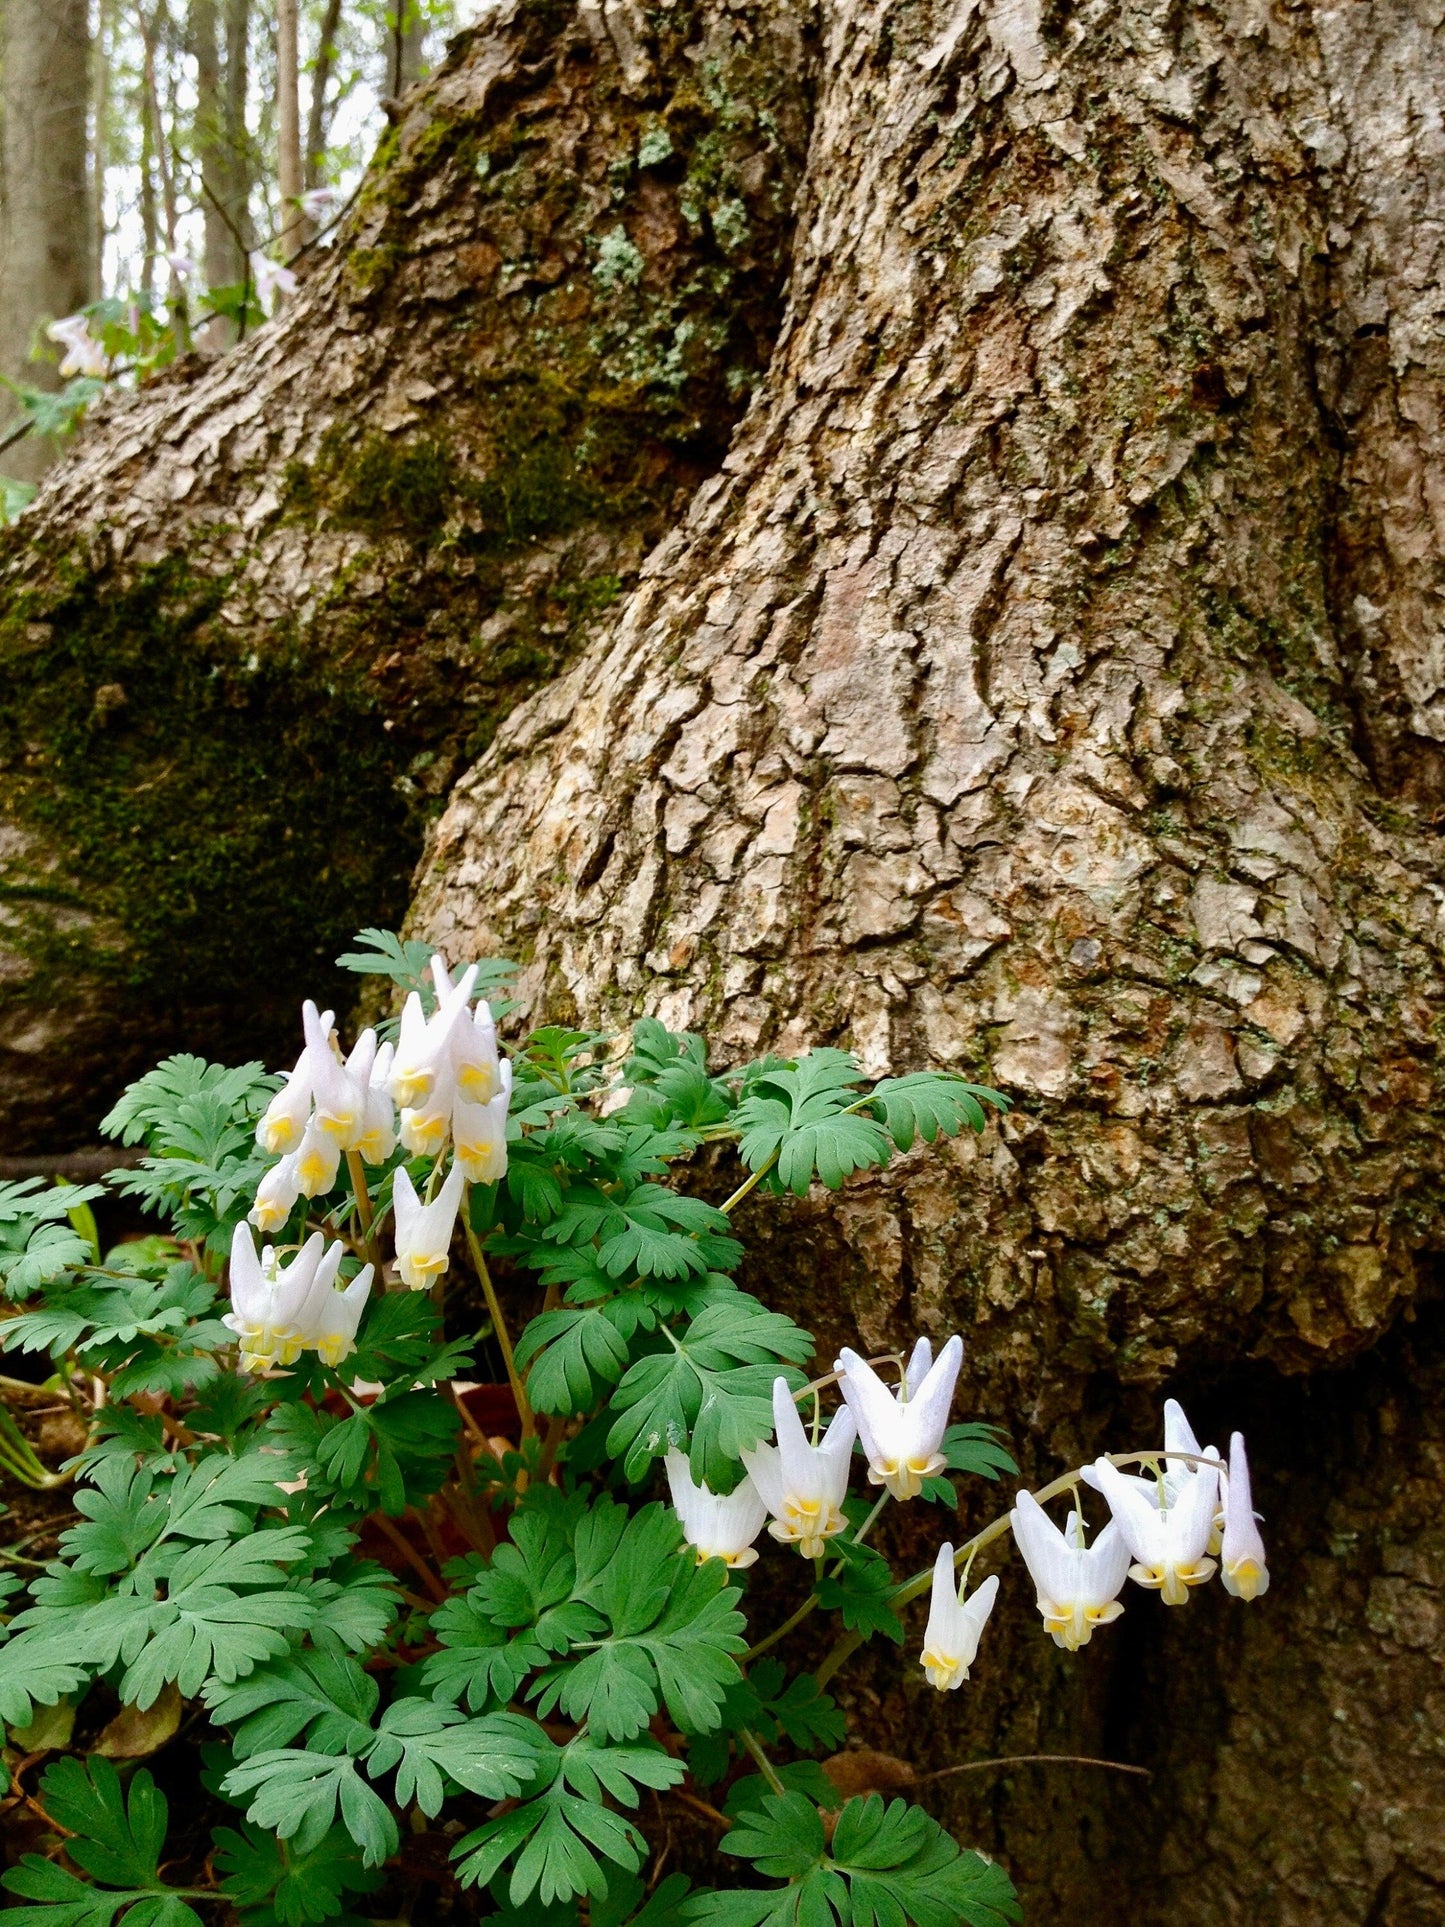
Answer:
[0, 928, 1270, 1922]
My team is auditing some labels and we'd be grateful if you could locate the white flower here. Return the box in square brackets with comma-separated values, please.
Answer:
[392, 1160, 465, 1291]
[300, 186, 338, 221]
[1009, 1490, 1131, 1650]
[390, 962, 478, 1113]
[741, 1376, 855, 1557]
[665, 1450, 768, 1568]
[1220, 1432, 1269, 1601]
[224, 1225, 339, 1372]
[295, 1258, 374, 1368]
[920, 1545, 999, 1690]
[250, 1153, 302, 1233]
[1091, 1455, 1219, 1606]
[256, 1035, 317, 1155]
[250, 253, 296, 306]
[47, 314, 107, 379]
[452, 1060, 512, 1185]
[292, 1117, 341, 1198]
[355, 1041, 397, 1165]
[451, 996, 503, 1103]
[834, 1334, 962, 1500]
[165, 252, 202, 284]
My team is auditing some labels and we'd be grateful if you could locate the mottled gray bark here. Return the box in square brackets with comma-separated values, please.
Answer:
[412, 0, 1445, 1917]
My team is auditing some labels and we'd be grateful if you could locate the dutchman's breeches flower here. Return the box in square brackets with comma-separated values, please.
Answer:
[225, 1226, 340, 1373]
[1092, 1456, 1219, 1606]
[1220, 1432, 1269, 1601]
[256, 1034, 320, 1154]
[1009, 1491, 1131, 1650]
[297, 1261, 374, 1368]
[356, 1042, 397, 1165]
[665, 1451, 768, 1569]
[742, 1376, 855, 1557]
[389, 963, 479, 1113]
[920, 1545, 999, 1690]
[292, 1120, 341, 1198]
[392, 1160, 466, 1291]
[453, 1060, 512, 1185]
[835, 1334, 962, 1500]
[250, 1154, 302, 1233]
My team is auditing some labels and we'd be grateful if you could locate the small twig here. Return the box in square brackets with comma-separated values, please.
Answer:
[345, 1150, 382, 1275]
[919, 1754, 1151, 1781]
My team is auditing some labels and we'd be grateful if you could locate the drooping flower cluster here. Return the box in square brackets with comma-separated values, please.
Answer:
[228, 974, 514, 1375]
[663, 1339, 1269, 1691]
[223, 1224, 372, 1373]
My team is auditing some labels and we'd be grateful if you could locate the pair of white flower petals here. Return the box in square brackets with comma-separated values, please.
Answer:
[665, 1336, 967, 1568]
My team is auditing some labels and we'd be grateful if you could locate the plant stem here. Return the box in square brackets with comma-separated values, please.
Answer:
[461, 1186, 534, 1439]
[346, 1149, 382, 1276]
[738, 1726, 785, 1796]
[744, 1593, 821, 1663]
[719, 1152, 778, 1217]
[849, 1492, 890, 1552]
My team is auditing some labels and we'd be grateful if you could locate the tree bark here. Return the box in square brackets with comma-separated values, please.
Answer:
[409, 0, 1445, 1917]
[3, 1, 1444, 1916]
[0, 0, 93, 482]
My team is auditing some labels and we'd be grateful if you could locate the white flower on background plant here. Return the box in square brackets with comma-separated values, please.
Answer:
[920, 1545, 999, 1690]
[300, 186, 338, 221]
[665, 1451, 768, 1568]
[834, 1335, 962, 1500]
[165, 252, 202, 284]
[303, 1002, 367, 1146]
[741, 1376, 855, 1557]
[1010, 1490, 1131, 1650]
[1083, 1398, 1214, 1512]
[452, 1059, 512, 1184]
[1091, 1455, 1219, 1606]
[47, 314, 108, 379]
[1220, 1432, 1269, 1601]
[392, 1160, 465, 1291]
[225, 1225, 338, 1372]
[250, 253, 296, 306]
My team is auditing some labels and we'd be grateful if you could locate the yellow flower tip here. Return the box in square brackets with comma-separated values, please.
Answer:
[720, 1546, 760, 1569]
[250, 1203, 287, 1233]
[398, 1253, 449, 1292]
[922, 1650, 969, 1691]
[1225, 1558, 1267, 1601]
[393, 1072, 433, 1109]
[457, 1065, 497, 1100]
[314, 1109, 358, 1142]
[315, 1336, 354, 1368]
[259, 1118, 300, 1155]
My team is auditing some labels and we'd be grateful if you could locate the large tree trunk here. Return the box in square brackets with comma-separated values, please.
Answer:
[3, 1, 1443, 1917]
[0, 0, 93, 482]
[409, 1, 1445, 1919]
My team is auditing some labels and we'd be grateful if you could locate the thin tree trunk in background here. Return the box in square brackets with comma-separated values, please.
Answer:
[275, 0, 303, 263]
[389, 1, 424, 97]
[304, 0, 343, 192]
[137, 68, 158, 296]
[91, 0, 113, 296]
[0, 0, 93, 483]
[222, 0, 254, 253]
[140, 6, 179, 261]
[190, 0, 242, 342]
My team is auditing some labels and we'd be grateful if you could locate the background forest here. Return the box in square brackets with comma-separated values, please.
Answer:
[0, 0, 470, 490]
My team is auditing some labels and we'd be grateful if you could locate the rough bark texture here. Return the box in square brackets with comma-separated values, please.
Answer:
[5, 0, 1444, 1916]
[410, 0, 1445, 1918]
[0, 0, 813, 1148]
[0, 0, 93, 482]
